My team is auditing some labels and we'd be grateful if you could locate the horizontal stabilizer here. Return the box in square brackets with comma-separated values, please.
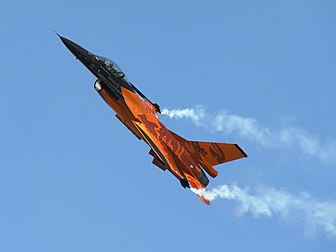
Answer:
[198, 194, 210, 205]
[188, 178, 211, 205]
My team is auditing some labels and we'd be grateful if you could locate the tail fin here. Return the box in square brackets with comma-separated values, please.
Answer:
[168, 130, 247, 177]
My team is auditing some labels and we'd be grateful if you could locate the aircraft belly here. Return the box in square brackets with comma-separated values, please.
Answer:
[99, 88, 135, 122]
[132, 121, 183, 180]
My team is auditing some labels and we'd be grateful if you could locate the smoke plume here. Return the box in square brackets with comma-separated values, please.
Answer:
[191, 184, 336, 239]
[163, 106, 336, 239]
[161, 107, 336, 164]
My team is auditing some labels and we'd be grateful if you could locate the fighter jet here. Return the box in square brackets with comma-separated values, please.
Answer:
[58, 34, 247, 204]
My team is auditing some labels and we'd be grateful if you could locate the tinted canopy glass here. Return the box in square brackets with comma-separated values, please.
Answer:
[97, 56, 125, 78]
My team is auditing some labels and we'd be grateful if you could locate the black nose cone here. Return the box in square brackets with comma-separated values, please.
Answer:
[57, 33, 88, 59]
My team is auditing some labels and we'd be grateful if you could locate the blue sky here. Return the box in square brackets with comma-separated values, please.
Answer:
[1, 0, 335, 251]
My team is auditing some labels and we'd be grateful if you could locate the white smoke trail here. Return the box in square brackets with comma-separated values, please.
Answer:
[191, 184, 336, 240]
[161, 107, 336, 164]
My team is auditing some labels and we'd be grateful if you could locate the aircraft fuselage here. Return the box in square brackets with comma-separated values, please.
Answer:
[59, 34, 247, 204]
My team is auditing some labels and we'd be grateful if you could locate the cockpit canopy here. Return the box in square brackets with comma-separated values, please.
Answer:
[96, 56, 126, 79]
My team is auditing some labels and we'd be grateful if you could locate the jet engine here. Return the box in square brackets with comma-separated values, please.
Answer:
[197, 169, 209, 187]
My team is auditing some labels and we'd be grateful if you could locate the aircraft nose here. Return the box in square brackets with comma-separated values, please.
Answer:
[57, 33, 89, 59]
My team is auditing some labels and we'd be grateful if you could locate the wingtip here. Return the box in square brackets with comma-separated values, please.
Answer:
[235, 144, 248, 158]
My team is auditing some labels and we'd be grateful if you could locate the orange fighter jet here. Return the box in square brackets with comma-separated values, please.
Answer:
[58, 35, 247, 204]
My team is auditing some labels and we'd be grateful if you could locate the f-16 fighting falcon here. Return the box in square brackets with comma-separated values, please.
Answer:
[58, 34, 247, 204]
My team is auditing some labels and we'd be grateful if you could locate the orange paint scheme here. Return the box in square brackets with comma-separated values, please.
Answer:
[98, 85, 247, 205]
[58, 35, 247, 205]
